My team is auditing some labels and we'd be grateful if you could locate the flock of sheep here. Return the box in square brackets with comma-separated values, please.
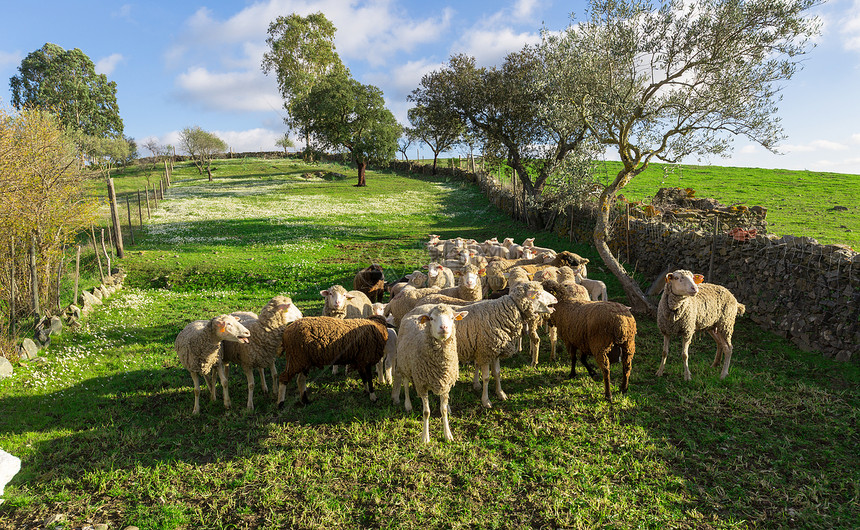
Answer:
[175, 235, 746, 443]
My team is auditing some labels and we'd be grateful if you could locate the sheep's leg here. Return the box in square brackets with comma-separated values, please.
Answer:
[596, 351, 612, 401]
[217, 360, 231, 410]
[420, 391, 431, 444]
[277, 381, 288, 409]
[620, 343, 633, 394]
[579, 354, 600, 381]
[479, 363, 492, 409]
[493, 358, 508, 402]
[359, 365, 378, 402]
[680, 336, 693, 381]
[656, 335, 671, 377]
[568, 343, 579, 378]
[242, 365, 256, 411]
[190, 371, 202, 415]
[472, 364, 481, 391]
[529, 321, 541, 367]
[440, 392, 453, 442]
[257, 367, 269, 395]
[403, 377, 413, 412]
[269, 360, 278, 397]
[549, 325, 557, 362]
[203, 371, 217, 401]
[297, 372, 310, 404]
[710, 329, 733, 379]
[332, 364, 339, 375]
[391, 368, 402, 406]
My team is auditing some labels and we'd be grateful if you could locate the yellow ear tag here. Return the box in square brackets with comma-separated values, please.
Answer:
[693, 274, 705, 284]
[528, 292, 538, 300]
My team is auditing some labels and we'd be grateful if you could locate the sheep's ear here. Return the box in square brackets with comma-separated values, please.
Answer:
[527, 289, 539, 300]
[277, 303, 291, 312]
[665, 273, 674, 282]
[454, 311, 468, 321]
[693, 274, 705, 284]
[422, 264, 429, 269]
[215, 318, 227, 333]
[346, 294, 355, 300]
[419, 315, 431, 324]
[320, 290, 329, 297]
[479, 268, 486, 276]
[454, 270, 462, 276]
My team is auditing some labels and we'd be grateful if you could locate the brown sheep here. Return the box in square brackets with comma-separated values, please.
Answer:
[277, 315, 397, 407]
[543, 280, 636, 401]
[353, 264, 385, 303]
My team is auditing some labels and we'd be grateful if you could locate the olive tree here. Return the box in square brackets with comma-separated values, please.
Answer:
[179, 126, 226, 181]
[291, 71, 399, 187]
[543, 0, 821, 314]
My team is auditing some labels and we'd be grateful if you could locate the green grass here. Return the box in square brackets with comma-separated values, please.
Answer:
[1, 158, 857, 529]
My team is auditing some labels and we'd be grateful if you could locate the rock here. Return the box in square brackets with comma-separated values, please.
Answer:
[0, 357, 12, 379]
[44, 514, 67, 526]
[66, 305, 82, 320]
[94, 524, 109, 530]
[92, 287, 104, 301]
[20, 338, 39, 360]
[82, 290, 101, 306]
[50, 316, 62, 336]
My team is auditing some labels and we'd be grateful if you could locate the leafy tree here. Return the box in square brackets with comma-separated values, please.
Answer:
[406, 90, 464, 174]
[76, 134, 131, 179]
[291, 72, 399, 187]
[9, 43, 123, 138]
[0, 108, 100, 324]
[262, 12, 346, 155]
[396, 126, 415, 162]
[275, 134, 295, 154]
[179, 126, 227, 180]
[413, 51, 593, 216]
[543, 0, 821, 314]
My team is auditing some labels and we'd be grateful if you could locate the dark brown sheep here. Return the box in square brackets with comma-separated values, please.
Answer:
[543, 280, 637, 401]
[277, 315, 397, 407]
[353, 264, 386, 303]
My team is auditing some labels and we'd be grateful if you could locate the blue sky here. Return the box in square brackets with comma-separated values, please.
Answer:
[1, 0, 859, 174]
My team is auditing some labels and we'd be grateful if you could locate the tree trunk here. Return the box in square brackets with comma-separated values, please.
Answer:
[356, 162, 367, 187]
[207, 159, 213, 181]
[432, 153, 439, 175]
[593, 175, 655, 317]
[29, 233, 40, 324]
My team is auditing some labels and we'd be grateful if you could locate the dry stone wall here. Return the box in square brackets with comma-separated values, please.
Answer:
[388, 161, 858, 361]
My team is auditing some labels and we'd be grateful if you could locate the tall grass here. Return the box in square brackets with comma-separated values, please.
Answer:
[1, 158, 856, 529]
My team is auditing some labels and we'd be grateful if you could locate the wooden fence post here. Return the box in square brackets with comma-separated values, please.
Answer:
[106, 178, 125, 258]
[137, 190, 144, 228]
[55, 246, 65, 312]
[73, 245, 81, 307]
[89, 226, 105, 283]
[29, 233, 40, 325]
[164, 160, 171, 186]
[101, 229, 112, 275]
[126, 196, 135, 245]
[9, 237, 16, 333]
[152, 184, 158, 209]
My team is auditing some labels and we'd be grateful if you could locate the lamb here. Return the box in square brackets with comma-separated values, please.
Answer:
[425, 262, 455, 289]
[391, 304, 468, 443]
[541, 275, 590, 361]
[656, 270, 746, 381]
[277, 315, 397, 407]
[175, 314, 251, 414]
[321, 284, 372, 319]
[521, 238, 557, 258]
[542, 280, 637, 401]
[453, 281, 557, 408]
[371, 302, 385, 317]
[221, 296, 303, 411]
[573, 265, 608, 302]
[353, 264, 386, 303]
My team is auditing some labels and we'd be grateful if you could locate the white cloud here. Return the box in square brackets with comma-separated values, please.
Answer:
[851, 133, 860, 144]
[453, 27, 541, 66]
[839, 0, 860, 51]
[0, 50, 22, 69]
[140, 128, 287, 154]
[739, 144, 759, 154]
[514, 0, 540, 19]
[175, 67, 281, 112]
[781, 139, 848, 153]
[96, 53, 125, 75]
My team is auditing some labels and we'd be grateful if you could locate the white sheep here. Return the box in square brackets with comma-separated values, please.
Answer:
[388, 270, 428, 299]
[454, 281, 557, 408]
[391, 304, 468, 443]
[321, 284, 372, 319]
[175, 314, 250, 414]
[521, 237, 557, 258]
[656, 270, 746, 381]
[425, 262, 455, 288]
[222, 295, 303, 411]
[573, 265, 607, 302]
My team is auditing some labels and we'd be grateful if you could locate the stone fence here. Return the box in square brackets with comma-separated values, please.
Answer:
[388, 160, 858, 362]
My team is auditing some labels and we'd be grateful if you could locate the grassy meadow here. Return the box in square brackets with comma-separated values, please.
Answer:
[0, 158, 858, 529]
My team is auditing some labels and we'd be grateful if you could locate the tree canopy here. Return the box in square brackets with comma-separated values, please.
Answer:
[406, 90, 464, 175]
[179, 126, 227, 180]
[541, 0, 822, 314]
[261, 12, 346, 153]
[291, 71, 399, 186]
[9, 43, 123, 138]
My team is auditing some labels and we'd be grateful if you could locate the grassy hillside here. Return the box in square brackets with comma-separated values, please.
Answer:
[1, 158, 857, 529]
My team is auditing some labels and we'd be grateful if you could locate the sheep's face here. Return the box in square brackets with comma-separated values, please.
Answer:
[371, 303, 385, 317]
[523, 237, 535, 247]
[666, 271, 703, 297]
[461, 269, 479, 289]
[420, 306, 467, 341]
[215, 315, 251, 343]
[321, 287, 348, 310]
[427, 263, 441, 278]
[521, 247, 536, 259]
[408, 271, 428, 287]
